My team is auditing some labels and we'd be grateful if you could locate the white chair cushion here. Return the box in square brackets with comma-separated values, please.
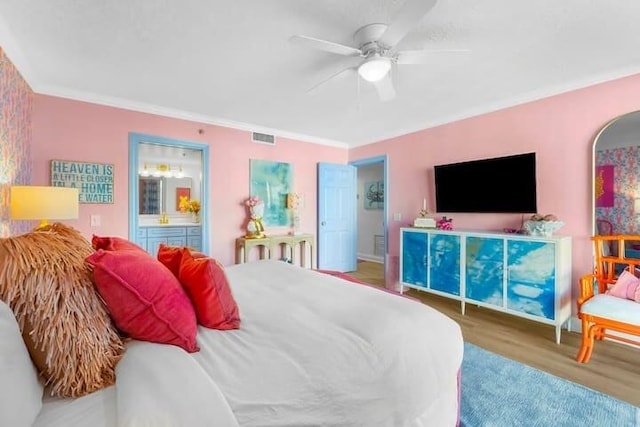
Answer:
[581, 294, 640, 325]
[0, 300, 43, 427]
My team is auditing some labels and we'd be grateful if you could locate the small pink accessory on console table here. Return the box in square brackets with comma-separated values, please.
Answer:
[436, 216, 453, 230]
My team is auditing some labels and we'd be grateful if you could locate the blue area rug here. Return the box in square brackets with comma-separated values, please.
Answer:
[461, 342, 640, 427]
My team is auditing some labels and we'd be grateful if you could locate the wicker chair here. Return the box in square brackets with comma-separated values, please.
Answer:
[576, 235, 640, 363]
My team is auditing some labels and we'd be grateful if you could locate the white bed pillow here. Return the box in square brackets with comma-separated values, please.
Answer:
[0, 300, 44, 427]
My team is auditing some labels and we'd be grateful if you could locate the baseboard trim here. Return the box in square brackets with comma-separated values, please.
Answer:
[357, 254, 383, 263]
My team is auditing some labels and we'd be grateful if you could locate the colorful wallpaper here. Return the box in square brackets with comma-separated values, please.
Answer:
[0, 46, 33, 236]
[595, 146, 640, 234]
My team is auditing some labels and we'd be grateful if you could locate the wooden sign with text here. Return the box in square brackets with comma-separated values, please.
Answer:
[50, 159, 114, 204]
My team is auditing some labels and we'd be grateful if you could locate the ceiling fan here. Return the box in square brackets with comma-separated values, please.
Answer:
[290, 0, 465, 102]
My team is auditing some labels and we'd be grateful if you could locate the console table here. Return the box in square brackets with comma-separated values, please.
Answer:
[235, 233, 315, 269]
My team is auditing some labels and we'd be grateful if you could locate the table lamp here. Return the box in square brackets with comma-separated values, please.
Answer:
[10, 186, 79, 230]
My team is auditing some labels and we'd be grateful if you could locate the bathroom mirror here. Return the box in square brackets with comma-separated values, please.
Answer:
[136, 142, 202, 218]
[593, 110, 640, 237]
[138, 176, 193, 215]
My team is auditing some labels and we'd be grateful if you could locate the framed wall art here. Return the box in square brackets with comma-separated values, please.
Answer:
[176, 187, 191, 211]
[364, 180, 384, 210]
[249, 159, 293, 226]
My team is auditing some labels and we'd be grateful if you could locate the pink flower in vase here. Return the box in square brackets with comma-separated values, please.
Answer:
[244, 196, 264, 219]
[245, 195, 263, 208]
[436, 216, 453, 230]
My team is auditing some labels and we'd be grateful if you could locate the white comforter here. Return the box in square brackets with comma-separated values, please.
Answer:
[34, 260, 463, 427]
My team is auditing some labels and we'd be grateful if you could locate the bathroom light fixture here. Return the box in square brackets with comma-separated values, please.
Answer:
[154, 164, 170, 177]
[357, 54, 391, 82]
[140, 163, 150, 177]
[140, 163, 182, 178]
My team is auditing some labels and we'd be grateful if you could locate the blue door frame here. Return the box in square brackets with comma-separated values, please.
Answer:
[128, 132, 210, 254]
[351, 155, 387, 284]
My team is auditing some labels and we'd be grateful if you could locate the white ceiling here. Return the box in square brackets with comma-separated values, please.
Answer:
[1, 1, 640, 148]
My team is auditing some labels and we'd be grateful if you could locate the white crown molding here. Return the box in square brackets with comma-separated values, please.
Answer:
[27, 67, 640, 150]
[0, 19, 351, 151]
[33, 84, 351, 149]
[37, 69, 640, 151]
[350, 66, 640, 148]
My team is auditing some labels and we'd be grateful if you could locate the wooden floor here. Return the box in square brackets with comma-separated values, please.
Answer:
[350, 261, 640, 407]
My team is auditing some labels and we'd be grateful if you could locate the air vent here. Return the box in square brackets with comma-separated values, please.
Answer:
[252, 132, 276, 145]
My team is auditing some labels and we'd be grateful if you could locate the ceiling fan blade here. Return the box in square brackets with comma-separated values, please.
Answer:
[378, 0, 438, 48]
[373, 75, 396, 102]
[307, 67, 356, 94]
[396, 48, 470, 64]
[290, 35, 361, 57]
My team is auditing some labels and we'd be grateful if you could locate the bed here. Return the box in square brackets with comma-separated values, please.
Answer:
[1, 229, 463, 427]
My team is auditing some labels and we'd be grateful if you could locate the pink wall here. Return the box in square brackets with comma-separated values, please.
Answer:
[28, 72, 640, 305]
[31, 95, 347, 265]
[350, 73, 640, 299]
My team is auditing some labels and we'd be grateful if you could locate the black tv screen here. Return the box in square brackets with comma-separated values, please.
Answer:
[434, 152, 537, 213]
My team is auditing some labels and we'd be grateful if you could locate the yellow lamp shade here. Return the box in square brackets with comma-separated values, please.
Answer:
[10, 186, 79, 228]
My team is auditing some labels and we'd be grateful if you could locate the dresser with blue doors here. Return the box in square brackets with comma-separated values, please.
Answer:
[400, 227, 572, 343]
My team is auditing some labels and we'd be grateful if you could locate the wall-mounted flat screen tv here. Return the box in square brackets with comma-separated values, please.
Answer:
[434, 152, 537, 213]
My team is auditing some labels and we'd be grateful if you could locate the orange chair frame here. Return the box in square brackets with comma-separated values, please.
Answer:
[576, 235, 640, 363]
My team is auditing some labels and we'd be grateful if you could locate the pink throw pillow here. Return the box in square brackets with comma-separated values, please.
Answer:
[92, 235, 147, 254]
[178, 250, 241, 330]
[607, 270, 640, 300]
[86, 249, 199, 352]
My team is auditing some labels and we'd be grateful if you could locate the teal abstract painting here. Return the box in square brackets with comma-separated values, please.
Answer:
[250, 159, 293, 226]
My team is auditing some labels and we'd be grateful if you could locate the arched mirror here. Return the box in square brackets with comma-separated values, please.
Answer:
[593, 110, 640, 253]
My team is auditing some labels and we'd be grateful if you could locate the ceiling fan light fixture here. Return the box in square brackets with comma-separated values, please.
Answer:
[358, 54, 391, 82]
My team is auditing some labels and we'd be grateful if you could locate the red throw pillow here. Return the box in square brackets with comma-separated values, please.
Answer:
[157, 244, 206, 278]
[86, 249, 199, 352]
[178, 250, 241, 330]
[92, 235, 147, 254]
